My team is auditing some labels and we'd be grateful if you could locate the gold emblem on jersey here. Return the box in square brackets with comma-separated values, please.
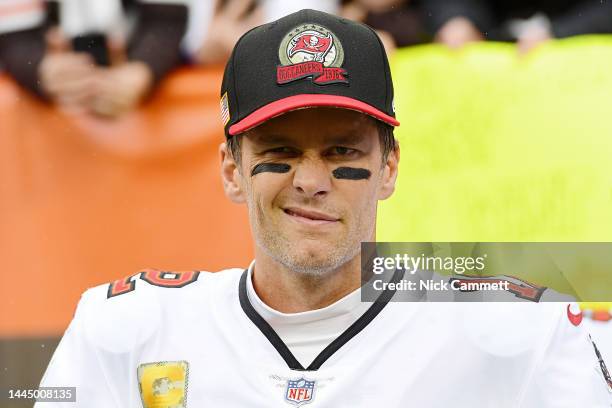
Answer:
[138, 361, 189, 408]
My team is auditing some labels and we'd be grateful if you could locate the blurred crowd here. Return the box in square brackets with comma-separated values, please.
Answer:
[1, 0, 612, 118]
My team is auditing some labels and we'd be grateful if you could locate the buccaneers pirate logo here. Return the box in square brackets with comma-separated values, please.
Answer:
[278, 24, 347, 85]
[289, 32, 333, 62]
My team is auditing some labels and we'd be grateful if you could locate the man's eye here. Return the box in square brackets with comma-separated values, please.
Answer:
[330, 146, 357, 156]
[266, 147, 296, 154]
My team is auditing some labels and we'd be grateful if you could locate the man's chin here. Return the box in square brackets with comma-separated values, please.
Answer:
[272, 247, 356, 276]
[279, 258, 340, 276]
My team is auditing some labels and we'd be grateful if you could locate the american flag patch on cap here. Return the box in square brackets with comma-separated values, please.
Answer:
[220, 92, 230, 126]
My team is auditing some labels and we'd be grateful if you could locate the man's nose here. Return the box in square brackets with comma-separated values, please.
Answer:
[292, 157, 332, 198]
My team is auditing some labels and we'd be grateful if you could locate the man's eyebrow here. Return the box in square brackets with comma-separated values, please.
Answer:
[248, 133, 295, 145]
[326, 131, 367, 145]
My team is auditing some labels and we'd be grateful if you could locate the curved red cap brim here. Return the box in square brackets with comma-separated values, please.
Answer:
[228, 94, 400, 136]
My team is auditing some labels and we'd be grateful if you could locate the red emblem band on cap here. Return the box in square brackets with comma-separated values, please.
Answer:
[277, 62, 348, 85]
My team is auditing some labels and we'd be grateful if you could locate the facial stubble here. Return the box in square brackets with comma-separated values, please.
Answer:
[244, 169, 378, 277]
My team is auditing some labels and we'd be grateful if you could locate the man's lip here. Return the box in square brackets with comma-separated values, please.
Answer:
[283, 207, 340, 222]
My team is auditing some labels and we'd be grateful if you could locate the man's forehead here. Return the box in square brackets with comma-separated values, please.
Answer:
[248, 129, 370, 146]
[245, 108, 377, 146]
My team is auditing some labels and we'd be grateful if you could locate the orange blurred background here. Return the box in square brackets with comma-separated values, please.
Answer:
[0, 68, 254, 397]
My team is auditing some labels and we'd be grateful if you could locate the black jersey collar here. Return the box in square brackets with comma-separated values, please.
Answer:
[238, 267, 403, 371]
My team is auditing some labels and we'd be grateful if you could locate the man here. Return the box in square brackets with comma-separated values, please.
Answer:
[422, 0, 612, 53]
[37, 9, 611, 407]
[0, 0, 188, 117]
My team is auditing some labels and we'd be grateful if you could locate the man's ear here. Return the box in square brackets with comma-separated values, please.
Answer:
[378, 143, 400, 201]
[219, 142, 246, 204]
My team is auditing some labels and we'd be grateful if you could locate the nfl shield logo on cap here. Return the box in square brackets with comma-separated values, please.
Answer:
[285, 377, 316, 406]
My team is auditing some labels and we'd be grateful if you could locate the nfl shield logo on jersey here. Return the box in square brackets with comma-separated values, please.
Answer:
[285, 377, 316, 406]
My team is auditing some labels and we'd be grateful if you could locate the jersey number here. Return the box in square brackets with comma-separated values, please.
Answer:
[107, 270, 200, 298]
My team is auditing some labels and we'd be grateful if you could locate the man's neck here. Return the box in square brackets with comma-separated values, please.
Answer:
[251, 249, 362, 314]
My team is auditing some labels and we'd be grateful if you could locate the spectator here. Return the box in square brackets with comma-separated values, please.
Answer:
[342, 0, 429, 53]
[193, 0, 340, 66]
[193, 0, 262, 66]
[260, 0, 340, 22]
[422, 0, 612, 53]
[0, 0, 188, 118]
[0, 0, 47, 94]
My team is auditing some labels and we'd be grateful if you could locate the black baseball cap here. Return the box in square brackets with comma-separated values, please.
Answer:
[220, 8, 399, 138]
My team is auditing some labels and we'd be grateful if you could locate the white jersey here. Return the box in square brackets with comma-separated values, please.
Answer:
[37, 266, 612, 407]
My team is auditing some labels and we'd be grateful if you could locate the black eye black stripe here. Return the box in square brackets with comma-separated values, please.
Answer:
[250, 164, 371, 181]
[332, 167, 371, 180]
[251, 163, 291, 177]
